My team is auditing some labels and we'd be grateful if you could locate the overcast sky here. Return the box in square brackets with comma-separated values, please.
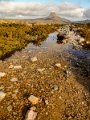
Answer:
[0, 0, 90, 20]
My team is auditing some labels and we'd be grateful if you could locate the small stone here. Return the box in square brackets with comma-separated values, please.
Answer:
[0, 91, 6, 101]
[14, 65, 22, 69]
[13, 112, 17, 116]
[25, 109, 37, 120]
[13, 89, 19, 94]
[30, 106, 36, 111]
[64, 65, 67, 68]
[0, 72, 6, 78]
[37, 68, 45, 73]
[28, 95, 39, 105]
[52, 85, 59, 91]
[9, 64, 14, 69]
[86, 41, 90, 44]
[59, 96, 62, 100]
[55, 63, 61, 68]
[79, 38, 85, 43]
[45, 100, 49, 105]
[66, 70, 71, 75]
[7, 105, 12, 112]
[0, 86, 4, 90]
[0, 60, 2, 63]
[31, 57, 37, 62]
[10, 77, 18, 82]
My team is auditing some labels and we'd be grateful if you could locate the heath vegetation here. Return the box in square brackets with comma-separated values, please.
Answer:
[0, 23, 60, 59]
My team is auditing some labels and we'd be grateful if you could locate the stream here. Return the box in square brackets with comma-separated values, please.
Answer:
[0, 30, 90, 120]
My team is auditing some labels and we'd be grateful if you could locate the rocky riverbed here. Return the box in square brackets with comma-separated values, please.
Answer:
[0, 27, 90, 120]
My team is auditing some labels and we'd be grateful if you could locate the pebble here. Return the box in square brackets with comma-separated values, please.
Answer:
[0, 86, 4, 90]
[0, 72, 6, 78]
[0, 91, 6, 101]
[45, 100, 49, 105]
[79, 38, 85, 43]
[30, 106, 36, 111]
[25, 108, 37, 120]
[55, 63, 61, 68]
[52, 85, 59, 91]
[66, 70, 71, 75]
[13, 65, 22, 69]
[37, 68, 45, 73]
[0, 60, 2, 63]
[7, 105, 12, 112]
[31, 57, 37, 62]
[9, 64, 14, 69]
[28, 95, 39, 105]
[10, 77, 18, 82]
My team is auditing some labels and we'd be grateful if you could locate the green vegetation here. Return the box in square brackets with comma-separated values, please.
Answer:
[79, 23, 90, 49]
[0, 23, 60, 59]
[74, 23, 90, 49]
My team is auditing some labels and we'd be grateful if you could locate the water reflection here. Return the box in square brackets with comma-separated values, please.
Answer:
[26, 32, 60, 51]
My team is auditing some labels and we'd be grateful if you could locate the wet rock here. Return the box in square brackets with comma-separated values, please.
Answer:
[25, 108, 37, 120]
[57, 34, 65, 42]
[55, 63, 61, 68]
[14, 65, 22, 69]
[28, 95, 39, 105]
[31, 57, 37, 62]
[0, 91, 6, 101]
[10, 77, 18, 82]
[0, 72, 6, 78]
[7, 105, 12, 112]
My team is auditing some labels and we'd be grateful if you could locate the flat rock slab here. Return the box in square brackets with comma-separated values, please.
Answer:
[10, 77, 18, 82]
[31, 57, 37, 62]
[28, 95, 39, 105]
[13, 65, 22, 69]
[25, 109, 37, 120]
[0, 91, 6, 101]
[0, 72, 6, 78]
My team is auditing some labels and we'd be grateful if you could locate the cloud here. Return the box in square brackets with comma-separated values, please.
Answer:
[84, 9, 90, 18]
[58, 2, 85, 18]
[0, 1, 86, 19]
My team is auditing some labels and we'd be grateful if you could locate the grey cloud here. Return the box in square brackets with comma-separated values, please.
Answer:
[84, 9, 90, 18]
[59, 2, 81, 10]
[0, 1, 86, 19]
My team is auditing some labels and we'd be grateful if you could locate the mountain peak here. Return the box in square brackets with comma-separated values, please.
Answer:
[48, 12, 58, 18]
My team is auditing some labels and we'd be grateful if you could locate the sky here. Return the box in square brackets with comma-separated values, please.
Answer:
[0, 0, 90, 21]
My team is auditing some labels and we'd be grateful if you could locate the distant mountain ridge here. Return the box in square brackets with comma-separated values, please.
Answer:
[30, 12, 70, 24]
[0, 12, 71, 24]
[73, 19, 90, 23]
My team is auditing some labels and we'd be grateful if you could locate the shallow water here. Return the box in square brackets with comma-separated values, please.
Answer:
[26, 32, 90, 59]
[25, 32, 90, 70]
[25, 32, 60, 51]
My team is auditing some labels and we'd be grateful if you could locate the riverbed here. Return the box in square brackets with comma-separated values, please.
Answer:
[0, 30, 90, 120]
